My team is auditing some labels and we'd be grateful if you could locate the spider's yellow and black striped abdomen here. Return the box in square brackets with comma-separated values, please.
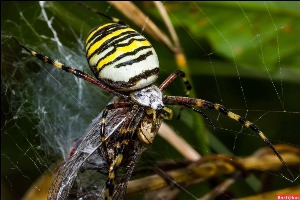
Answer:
[86, 23, 159, 91]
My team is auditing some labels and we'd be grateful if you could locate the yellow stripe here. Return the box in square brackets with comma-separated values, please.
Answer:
[85, 23, 112, 45]
[87, 27, 135, 57]
[163, 107, 173, 120]
[214, 103, 220, 110]
[96, 40, 151, 70]
[53, 61, 63, 69]
[115, 154, 123, 166]
[196, 99, 204, 107]
[105, 189, 110, 200]
[244, 121, 252, 128]
[108, 172, 115, 179]
[31, 51, 37, 56]
[228, 111, 240, 121]
[258, 131, 267, 140]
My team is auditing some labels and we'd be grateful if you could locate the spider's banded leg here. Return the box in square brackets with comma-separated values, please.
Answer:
[79, 2, 126, 25]
[159, 70, 192, 119]
[159, 69, 192, 96]
[13, 37, 128, 99]
[105, 137, 127, 200]
[163, 96, 295, 181]
[162, 107, 174, 120]
[100, 103, 133, 143]
[183, 104, 216, 130]
[100, 102, 132, 165]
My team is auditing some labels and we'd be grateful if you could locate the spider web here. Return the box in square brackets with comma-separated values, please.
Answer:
[1, 2, 299, 199]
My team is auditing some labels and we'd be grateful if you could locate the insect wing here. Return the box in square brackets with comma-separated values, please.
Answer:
[48, 99, 129, 200]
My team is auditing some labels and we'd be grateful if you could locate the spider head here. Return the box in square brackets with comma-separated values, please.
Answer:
[130, 85, 164, 110]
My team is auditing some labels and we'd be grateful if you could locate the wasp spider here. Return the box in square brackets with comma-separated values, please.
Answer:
[15, 8, 294, 200]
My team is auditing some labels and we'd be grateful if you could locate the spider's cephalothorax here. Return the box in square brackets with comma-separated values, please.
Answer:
[15, 7, 294, 200]
[86, 23, 159, 92]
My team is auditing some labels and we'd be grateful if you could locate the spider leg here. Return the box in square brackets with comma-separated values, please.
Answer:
[79, 2, 126, 25]
[100, 103, 133, 143]
[105, 135, 127, 200]
[13, 37, 128, 99]
[162, 107, 174, 120]
[163, 96, 295, 181]
[159, 70, 192, 119]
[183, 104, 216, 131]
[100, 103, 133, 162]
[159, 69, 192, 96]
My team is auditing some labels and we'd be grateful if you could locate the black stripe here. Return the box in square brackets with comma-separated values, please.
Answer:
[128, 68, 159, 85]
[249, 124, 260, 133]
[218, 105, 229, 115]
[87, 23, 118, 45]
[186, 84, 192, 90]
[90, 31, 140, 58]
[202, 101, 215, 110]
[87, 23, 127, 45]
[100, 68, 159, 90]
[114, 50, 153, 68]
[98, 47, 153, 71]
[88, 34, 147, 63]
[61, 65, 70, 73]
[238, 116, 246, 124]
[115, 147, 122, 155]
[106, 178, 114, 196]
[86, 23, 128, 53]
[36, 53, 48, 62]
